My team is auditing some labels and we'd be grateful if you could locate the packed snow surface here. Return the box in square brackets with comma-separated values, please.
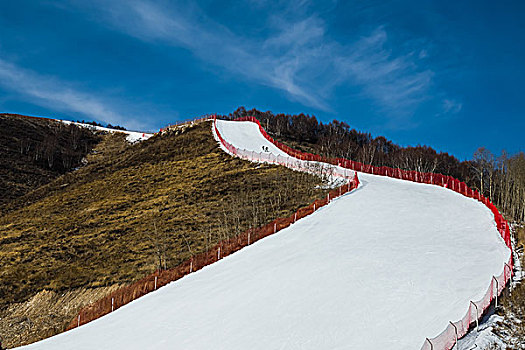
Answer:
[216, 120, 290, 156]
[19, 120, 511, 350]
[213, 120, 355, 185]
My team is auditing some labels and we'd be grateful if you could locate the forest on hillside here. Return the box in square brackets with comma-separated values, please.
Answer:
[0, 114, 101, 207]
[221, 107, 525, 223]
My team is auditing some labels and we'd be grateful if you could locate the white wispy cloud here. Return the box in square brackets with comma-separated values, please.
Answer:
[68, 0, 433, 116]
[0, 58, 147, 130]
[334, 28, 434, 113]
[442, 99, 463, 114]
[103, 1, 331, 110]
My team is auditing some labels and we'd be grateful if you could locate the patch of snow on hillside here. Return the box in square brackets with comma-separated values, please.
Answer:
[58, 120, 153, 143]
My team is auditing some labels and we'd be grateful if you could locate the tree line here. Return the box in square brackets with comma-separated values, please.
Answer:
[17, 121, 100, 173]
[221, 107, 524, 223]
[76, 120, 127, 131]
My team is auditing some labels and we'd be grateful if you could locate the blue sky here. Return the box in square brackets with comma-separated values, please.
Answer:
[0, 1, 523, 160]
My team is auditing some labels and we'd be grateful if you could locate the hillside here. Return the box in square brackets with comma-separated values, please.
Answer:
[0, 119, 329, 348]
[0, 114, 101, 208]
[14, 118, 512, 350]
[2, 113, 522, 349]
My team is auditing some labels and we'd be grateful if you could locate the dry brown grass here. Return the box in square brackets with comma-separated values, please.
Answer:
[493, 224, 525, 347]
[0, 285, 121, 348]
[507, 226, 525, 311]
[0, 121, 328, 347]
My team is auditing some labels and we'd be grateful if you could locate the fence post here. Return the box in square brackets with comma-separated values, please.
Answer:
[504, 262, 512, 283]
[111, 297, 114, 312]
[190, 260, 193, 273]
[327, 193, 330, 203]
[313, 203, 316, 211]
[248, 231, 251, 245]
[450, 321, 458, 346]
[470, 301, 479, 331]
[77, 314, 80, 327]
[426, 338, 433, 350]
[154, 276, 157, 290]
[218, 246, 221, 260]
[294, 212, 297, 223]
[493, 276, 498, 307]
[274, 223, 277, 233]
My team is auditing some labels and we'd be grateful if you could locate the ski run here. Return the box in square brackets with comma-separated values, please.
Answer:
[17, 119, 511, 350]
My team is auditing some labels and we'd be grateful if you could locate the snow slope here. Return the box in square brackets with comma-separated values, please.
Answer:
[215, 120, 290, 156]
[213, 120, 355, 184]
[58, 120, 153, 143]
[18, 120, 511, 350]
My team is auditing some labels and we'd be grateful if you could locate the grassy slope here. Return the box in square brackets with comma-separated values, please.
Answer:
[0, 114, 101, 208]
[0, 121, 327, 347]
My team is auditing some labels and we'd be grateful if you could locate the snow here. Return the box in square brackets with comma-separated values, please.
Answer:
[17, 119, 511, 350]
[58, 120, 153, 143]
[213, 120, 355, 185]
[215, 120, 290, 157]
[457, 314, 507, 349]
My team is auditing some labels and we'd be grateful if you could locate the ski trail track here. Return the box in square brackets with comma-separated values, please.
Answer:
[17, 119, 511, 350]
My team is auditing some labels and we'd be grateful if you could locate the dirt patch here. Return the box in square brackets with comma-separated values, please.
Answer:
[0, 285, 120, 348]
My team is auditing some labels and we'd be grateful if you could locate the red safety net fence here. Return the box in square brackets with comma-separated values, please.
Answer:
[421, 259, 512, 349]
[65, 118, 359, 331]
[227, 116, 513, 350]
